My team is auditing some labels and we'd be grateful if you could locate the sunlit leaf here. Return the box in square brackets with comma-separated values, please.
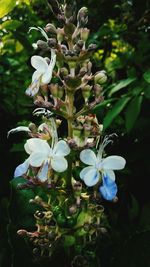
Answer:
[108, 77, 136, 97]
[125, 95, 143, 132]
[0, 0, 17, 18]
[103, 97, 130, 129]
[0, 20, 22, 30]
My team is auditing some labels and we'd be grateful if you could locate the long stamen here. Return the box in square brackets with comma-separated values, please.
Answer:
[28, 26, 49, 41]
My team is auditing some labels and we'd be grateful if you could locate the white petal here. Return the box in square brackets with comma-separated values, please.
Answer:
[25, 79, 40, 96]
[37, 162, 49, 181]
[51, 156, 68, 172]
[41, 66, 53, 84]
[24, 138, 50, 155]
[81, 167, 100, 187]
[80, 149, 97, 166]
[41, 51, 56, 84]
[80, 166, 96, 180]
[103, 169, 115, 181]
[32, 70, 41, 82]
[31, 55, 48, 72]
[53, 140, 70, 156]
[29, 152, 47, 167]
[14, 159, 29, 177]
[7, 126, 30, 137]
[102, 156, 126, 170]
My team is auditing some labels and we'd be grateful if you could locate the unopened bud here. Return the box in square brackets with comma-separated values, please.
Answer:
[37, 40, 48, 50]
[79, 66, 88, 76]
[80, 28, 90, 42]
[94, 71, 107, 85]
[49, 83, 59, 97]
[57, 86, 64, 99]
[48, 38, 57, 48]
[44, 23, 57, 34]
[77, 7, 88, 28]
[69, 204, 77, 215]
[94, 84, 103, 97]
[57, 28, 64, 43]
[60, 67, 69, 77]
[28, 123, 37, 133]
[82, 85, 92, 101]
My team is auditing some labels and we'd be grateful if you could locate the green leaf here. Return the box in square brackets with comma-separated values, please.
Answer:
[0, 20, 22, 31]
[103, 97, 130, 129]
[144, 86, 150, 99]
[143, 69, 150, 83]
[0, 0, 16, 18]
[9, 177, 47, 229]
[125, 95, 143, 132]
[108, 77, 136, 97]
[63, 235, 75, 247]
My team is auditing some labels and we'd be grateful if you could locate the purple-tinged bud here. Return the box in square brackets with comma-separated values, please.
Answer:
[94, 84, 103, 97]
[37, 40, 49, 50]
[77, 7, 88, 28]
[49, 83, 59, 97]
[44, 23, 57, 34]
[28, 123, 37, 133]
[94, 71, 107, 85]
[57, 28, 64, 44]
[48, 38, 57, 48]
[80, 28, 90, 42]
[69, 204, 77, 215]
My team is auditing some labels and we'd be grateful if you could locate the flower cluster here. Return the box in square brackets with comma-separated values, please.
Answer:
[9, 0, 126, 261]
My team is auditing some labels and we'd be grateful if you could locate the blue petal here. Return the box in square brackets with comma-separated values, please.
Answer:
[99, 175, 117, 201]
[14, 160, 29, 177]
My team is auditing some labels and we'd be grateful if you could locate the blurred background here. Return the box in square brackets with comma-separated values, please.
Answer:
[0, 0, 150, 266]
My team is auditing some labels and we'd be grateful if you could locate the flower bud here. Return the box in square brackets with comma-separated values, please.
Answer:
[94, 84, 103, 97]
[77, 7, 88, 28]
[49, 83, 59, 97]
[82, 85, 92, 101]
[37, 40, 49, 50]
[80, 28, 90, 42]
[57, 86, 64, 99]
[94, 71, 107, 85]
[57, 28, 64, 44]
[60, 67, 69, 77]
[48, 38, 57, 48]
[79, 66, 88, 76]
[44, 23, 57, 34]
[69, 204, 77, 215]
[28, 123, 37, 133]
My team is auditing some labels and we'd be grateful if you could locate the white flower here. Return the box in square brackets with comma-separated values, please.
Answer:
[26, 49, 56, 96]
[14, 138, 70, 181]
[79, 138, 126, 187]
